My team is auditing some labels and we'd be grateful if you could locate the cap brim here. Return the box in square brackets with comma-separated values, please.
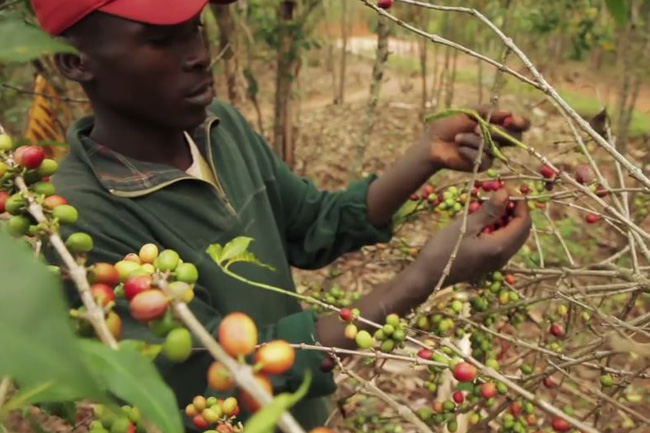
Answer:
[99, 0, 209, 27]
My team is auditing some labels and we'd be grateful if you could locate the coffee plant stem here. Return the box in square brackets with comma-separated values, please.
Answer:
[333, 356, 435, 433]
[390, 0, 650, 191]
[153, 277, 306, 433]
[0, 377, 11, 412]
[14, 176, 118, 350]
[548, 360, 650, 425]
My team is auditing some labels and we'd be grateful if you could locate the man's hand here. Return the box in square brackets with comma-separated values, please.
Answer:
[413, 189, 531, 287]
[424, 108, 530, 172]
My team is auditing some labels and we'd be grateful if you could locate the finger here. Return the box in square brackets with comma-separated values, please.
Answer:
[473, 125, 522, 148]
[473, 105, 512, 124]
[488, 198, 532, 257]
[504, 114, 531, 132]
[467, 189, 509, 234]
[458, 147, 494, 172]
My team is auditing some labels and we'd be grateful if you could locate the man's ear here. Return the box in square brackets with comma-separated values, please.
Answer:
[54, 52, 94, 83]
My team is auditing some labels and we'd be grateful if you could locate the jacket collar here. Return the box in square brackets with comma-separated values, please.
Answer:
[65, 113, 220, 197]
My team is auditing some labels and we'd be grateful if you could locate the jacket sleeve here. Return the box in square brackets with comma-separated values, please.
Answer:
[212, 102, 394, 270]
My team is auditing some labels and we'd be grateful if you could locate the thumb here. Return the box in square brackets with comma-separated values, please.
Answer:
[468, 189, 509, 234]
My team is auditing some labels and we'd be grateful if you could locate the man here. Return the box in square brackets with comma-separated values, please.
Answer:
[32, 0, 531, 429]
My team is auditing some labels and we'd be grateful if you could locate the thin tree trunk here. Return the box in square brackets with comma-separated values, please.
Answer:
[273, 0, 297, 165]
[418, 33, 428, 117]
[348, 17, 390, 181]
[445, 48, 458, 108]
[336, 0, 348, 105]
[213, 4, 241, 106]
[616, 23, 633, 153]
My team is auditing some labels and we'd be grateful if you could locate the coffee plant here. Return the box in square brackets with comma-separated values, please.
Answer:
[2, 0, 650, 433]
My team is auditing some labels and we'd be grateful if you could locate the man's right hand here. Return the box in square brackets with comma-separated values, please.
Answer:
[413, 189, 531, 288]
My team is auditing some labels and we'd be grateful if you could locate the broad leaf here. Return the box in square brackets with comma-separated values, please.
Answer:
[79, 340, 183, 433]
[205, 243, 223, 263]
[0, 18, 77, 63]
[0, 231, 102, 405]
[218, 236, 253, 263]
[243, 371, 312, 433]
[605, 0, 628, 26]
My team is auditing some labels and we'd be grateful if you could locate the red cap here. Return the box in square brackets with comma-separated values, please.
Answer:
[32, 0, 210, 36]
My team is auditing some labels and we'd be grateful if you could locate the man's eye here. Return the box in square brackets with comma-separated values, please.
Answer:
[149, 33, 174, 46]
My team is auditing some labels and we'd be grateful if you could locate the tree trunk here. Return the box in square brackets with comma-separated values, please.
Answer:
[445, 48, 458, 108]
[212, 4, 241, 106]
[418, 31, 428, 118]
[348, 17, 390, 181]
[336, 0, 348, 105]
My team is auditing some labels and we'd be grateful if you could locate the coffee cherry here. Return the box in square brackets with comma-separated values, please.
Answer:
[106, 311, 122, 340]
[452, 391, 464, 404]
[208, 361, 235, 391]
[377, 0, 393, 9]
[218, 312, 258, 357]
[7, 215, 30, 237]
[453, 362, 476, 382]
[468, 201, 481, 213]
[90, 263, 120, 286]
[115, 260, 142, 282]
[600, 374, 614, 387]
[163, 328, 193, 363]
[5, 193, 25, 215]
[0, 134, 13, 151]
[392, 328, 406, 342]
[339, 308, 353, 322]
[192, 415, 209, 430]
[543, 376, 555, 388]
[124, 275, 153, 301]
[130, 290, 168, 322]
[319, 354, 335, 373]
[156, 249, 180, 271]
[520, 184, 530, 194]
[0, 191, 9, 214]
[124, 253, 141, 264]
[540, 165, 556, 179]
[201, 408, 221, 424]
[586, 213, 601, 224]
[175, 262, 198, 284]
[344, 323, 358, 340]
[550, 323, 564, 337]
[37, 159, 58, 177]
[510, 401, 522, 416]
[138, 243, 158, 264]
[239, 374, 272, 413]
[480, 382, 497, 398]
[355, 330, 374, 349]
[168, 281, 193, 303]
[53, 204, 78, 224]
[109, 417, 132, 433]
[193, 396, 207, 412]
[575, 165, 594, 185]
[185, 404, 198, 417]
[380, 339, 395, 352]
[504, 274, 516, 285]
[32, 181, 55, 196]
[551, 417, 571, 432]
[66, 232, 94, 253]
[256, 340, 295, 375]
[221, 397, 239, 417]
[418, 348, 433, 360]
[386, 313, 400, 327]
[43, 194, 67, 209]
[595, 184, 609, 197]
[15, 145, 45, 169]
[308, 428, 335, 433]
[91, 283, 115, 307]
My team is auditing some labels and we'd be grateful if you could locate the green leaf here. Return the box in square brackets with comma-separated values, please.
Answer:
[0, 18, 77, 63]
[606, 0, 628, 26]
[78, 340, 183, 433]
[205, 243, 223, 263]
[118, 339, 163, 360]
[228, 250, 276, 271]
[243, 371, 312, 433]
[219, 236, 254, 263]
[0, 231, 103, 406]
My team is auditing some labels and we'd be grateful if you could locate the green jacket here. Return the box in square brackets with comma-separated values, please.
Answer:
[51, 100, 392, 429]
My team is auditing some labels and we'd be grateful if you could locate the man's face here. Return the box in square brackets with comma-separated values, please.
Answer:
[74, 12, 214, 130]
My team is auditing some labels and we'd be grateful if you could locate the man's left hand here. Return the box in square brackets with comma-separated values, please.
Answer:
[423, 107, 530, 172]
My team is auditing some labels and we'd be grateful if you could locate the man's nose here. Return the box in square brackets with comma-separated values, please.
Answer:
[183, 34, 210, 72]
